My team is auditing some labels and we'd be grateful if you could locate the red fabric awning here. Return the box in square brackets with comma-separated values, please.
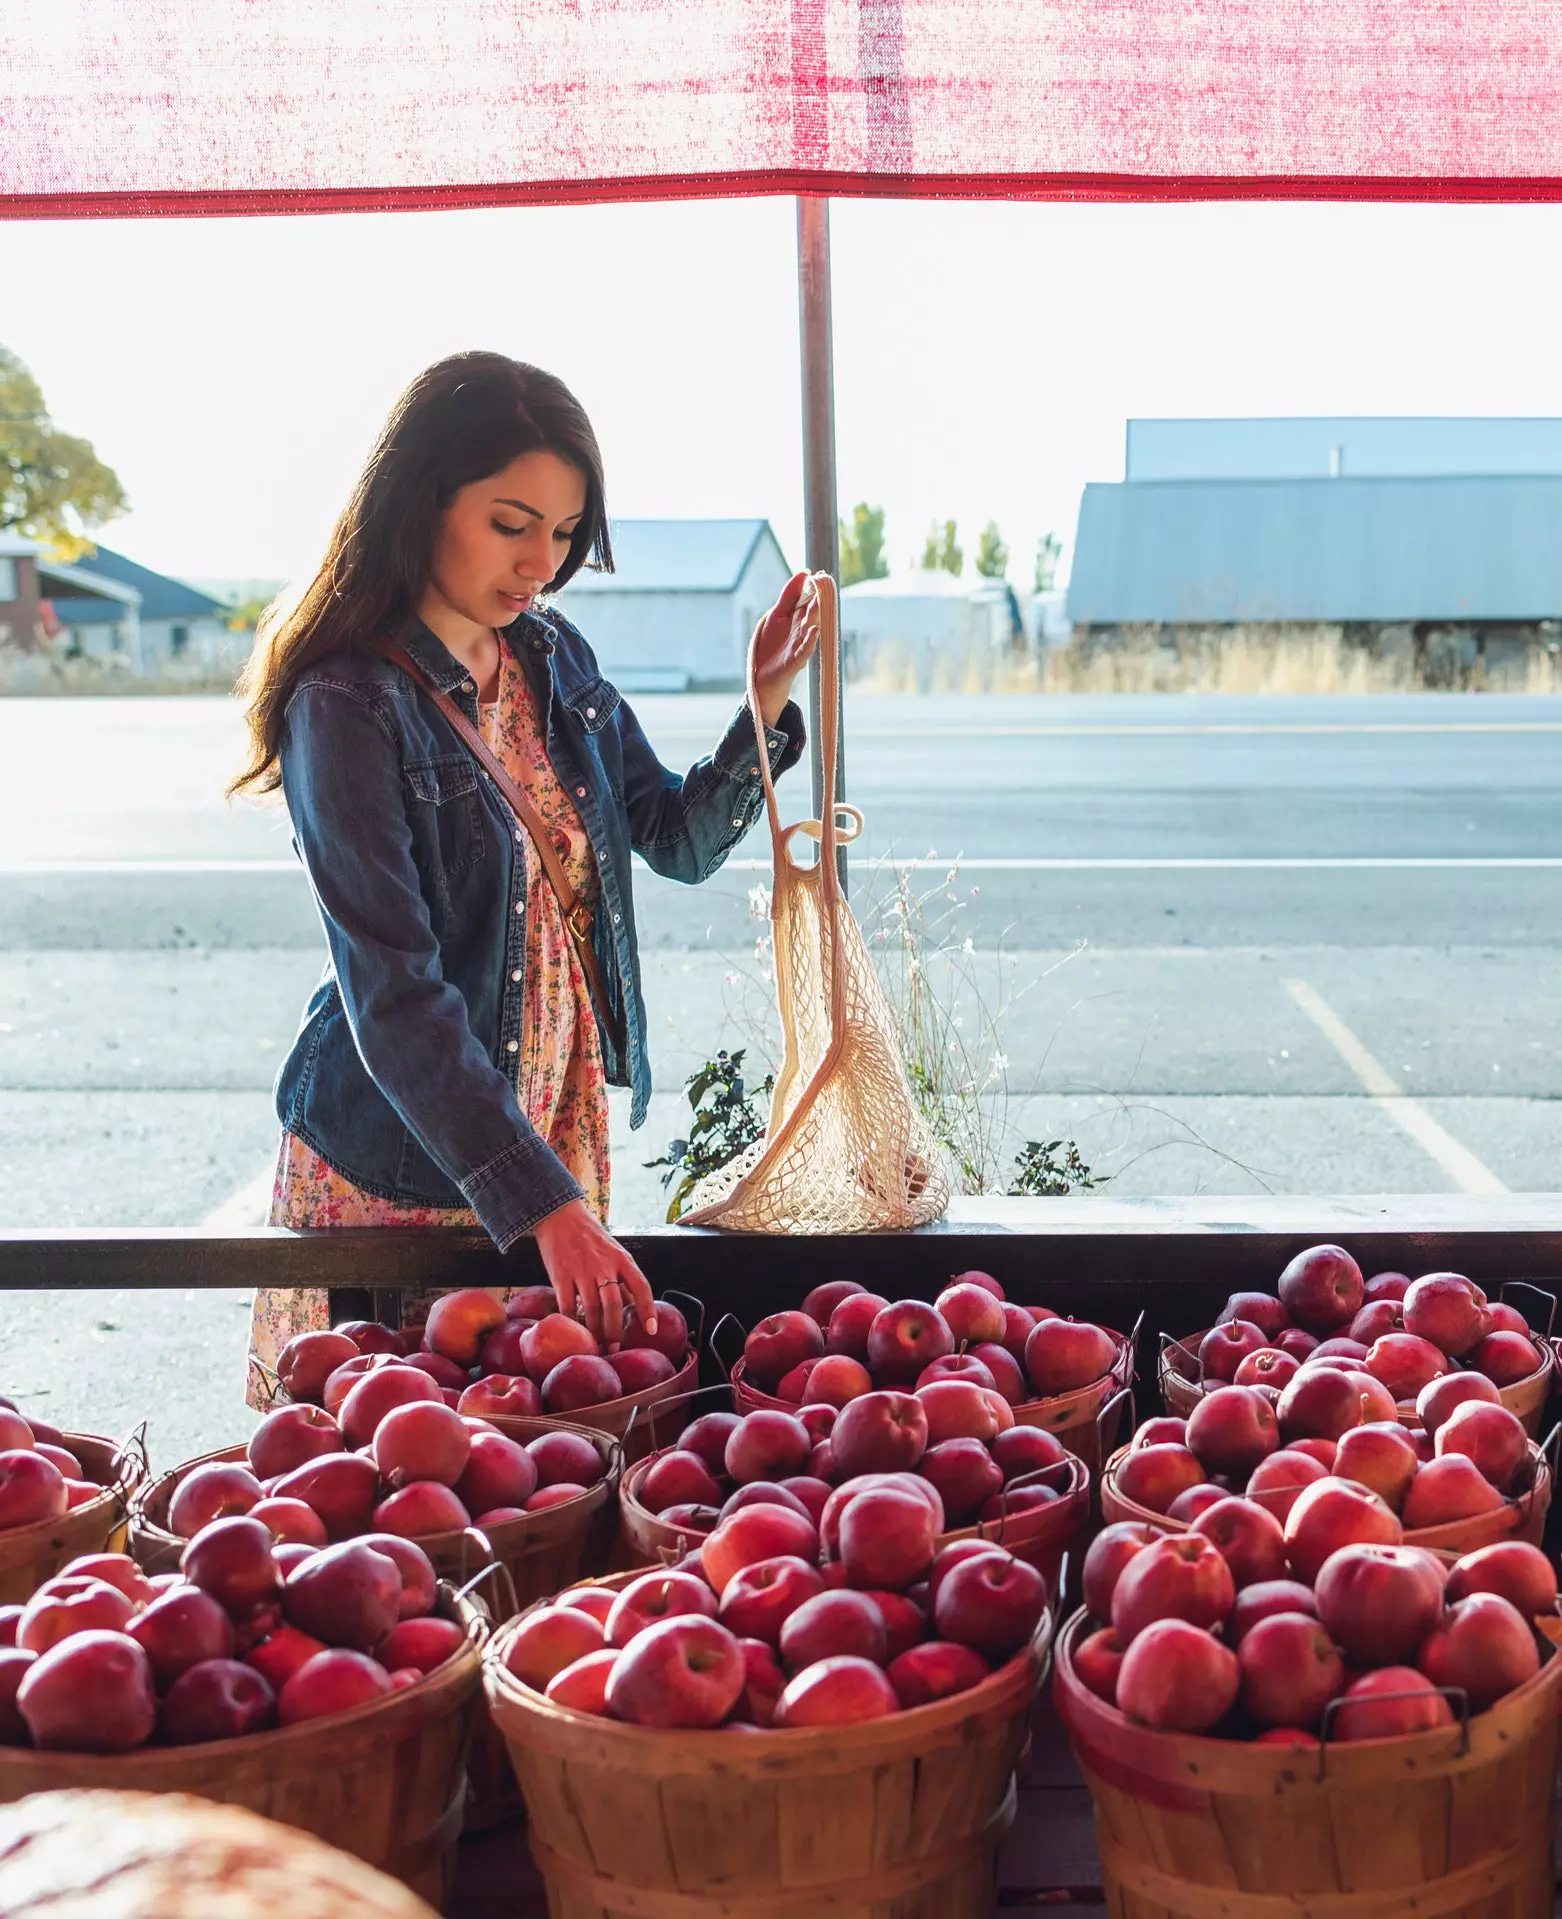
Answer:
[6, 0, 1562, 217]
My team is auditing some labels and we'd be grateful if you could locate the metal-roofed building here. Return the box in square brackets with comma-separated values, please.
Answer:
[1066, 419, 1562, 680]
[558, 518, 791, 691]
[48, 543, 228, 668]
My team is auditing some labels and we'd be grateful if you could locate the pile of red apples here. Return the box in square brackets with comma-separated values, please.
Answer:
[0, 1398, 107, 1533]
[741, 1273, 1119, 1411]
[504, 1478, 1049, 1730]
[170, 1360, 609, 1546]
[277, 1287, 691, 1422]
[0, 1522, 464, 1754]
[1195, 1246, 1544, 1408]
[632, 1387, 1070, 1539]
[1077, 1513, 1556, 1740]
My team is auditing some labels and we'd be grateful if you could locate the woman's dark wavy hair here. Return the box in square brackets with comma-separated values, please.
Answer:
[231, 352, 612, 797]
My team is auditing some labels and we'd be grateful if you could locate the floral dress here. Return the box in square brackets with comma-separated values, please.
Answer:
[246, 646, 612, 1405]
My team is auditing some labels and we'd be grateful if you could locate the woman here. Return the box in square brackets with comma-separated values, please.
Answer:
[233, 352, 815, 1400]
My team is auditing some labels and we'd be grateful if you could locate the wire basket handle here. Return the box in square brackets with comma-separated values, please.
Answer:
[708, 1313, 748, 1383]
[110, 1422, 151, 1500]
[1500, 1280, 1558, 1338]
[1316, 1684, 1470, 1778]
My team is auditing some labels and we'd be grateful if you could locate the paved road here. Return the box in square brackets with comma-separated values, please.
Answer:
[1, 691, 1558, 1461]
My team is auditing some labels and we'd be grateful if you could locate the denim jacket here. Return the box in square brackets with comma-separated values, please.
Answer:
[274, 603, 804, 1249]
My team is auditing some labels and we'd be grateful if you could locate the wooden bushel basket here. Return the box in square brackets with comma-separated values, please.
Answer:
[1161, 1282, 1558, 1436]
[0, 1585, 488, 1909]
[484, 1567, 1054, 1919]
[1053, 1604, 1562, 1918]
[711, 1310, 1139, 1474]
[1100, 1426, 1556, 1554]
[0, 1429, 148, 1606]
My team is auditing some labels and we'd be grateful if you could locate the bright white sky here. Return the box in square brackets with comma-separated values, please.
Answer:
[7, 196, 1562, 592]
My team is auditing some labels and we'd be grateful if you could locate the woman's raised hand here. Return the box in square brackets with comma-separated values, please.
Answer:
[533, 1197, 657, 1350]
[752, 570, 822, 727]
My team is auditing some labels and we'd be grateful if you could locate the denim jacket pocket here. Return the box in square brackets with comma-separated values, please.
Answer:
[565, 678, 625, 795]
[402, 753, 487, 876]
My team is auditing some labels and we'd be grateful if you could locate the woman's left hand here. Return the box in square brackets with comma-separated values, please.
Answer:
[752, 571, 821, 728]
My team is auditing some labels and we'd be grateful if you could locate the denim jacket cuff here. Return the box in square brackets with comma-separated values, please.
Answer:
[460, 1133, 585, 1250]
[711, 698, 805, 784]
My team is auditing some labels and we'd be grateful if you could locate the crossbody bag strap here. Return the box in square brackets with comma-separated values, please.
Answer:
[383, 644, 618, 1039]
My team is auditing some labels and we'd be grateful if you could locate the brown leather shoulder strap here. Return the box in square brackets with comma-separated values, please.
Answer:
[384, 644, 617, 1038]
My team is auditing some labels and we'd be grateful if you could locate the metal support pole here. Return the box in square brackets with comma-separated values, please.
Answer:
[796, 194, 847, 891]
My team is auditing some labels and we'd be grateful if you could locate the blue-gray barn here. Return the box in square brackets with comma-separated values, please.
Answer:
[558, 519, 792, 692]
[1067, 418, 1562, 676]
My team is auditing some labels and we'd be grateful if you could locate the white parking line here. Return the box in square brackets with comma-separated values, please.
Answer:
[1282, 979, 1507, 1195]
[198, 1162, 278, 1231]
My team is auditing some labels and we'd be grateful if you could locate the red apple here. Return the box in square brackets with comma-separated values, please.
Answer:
[272, 1544, 318, 1578]
[867, 1301, 955, 1385]
[506, 1285, 558, 1321]
[1486, 1303, 1532, 1337]
[773, 1654, 898, 1727]
[839, 1487, 938, 1591]
[1333, 1667, 1453, 1740]
[620, 1298, 689, 1367]
[277, 1648, 392, 1724]
[1277, 1329, 1320, 1361]
[775, 1358, 820, 1403]
[821, 1474, 943, 1557]
[1110, 1533, 1234, 1643]
[721, 1483, 810, 1522]
[966, 1343, 1027, 1405]
[339, 1364, 441, 1448]
[605, 1614, 745, 1728]
[337, 1320, 403, 1356]
[1283, 1478, 1402, 1583]
[934, 1282, 1006, 1347]
[1071, 1626, 1125, 1704]
[517, 1314, 599, 1387]
[1185, 1386, 1279, 1479]
[1114, 1443, 1206, 1516]
[1445, 1540, 1557, 1617]
[246, 1405, 344, 1483]
[458, 1375, 543, 1419]
[1363, 1333, 1447, 1402]
[916, 1438, 1003, 1525]
[730, 1637, 786, 1725]
[885, 1639, 989, 1709]
[245, 1624, 328, 1690]
[913, 1380, 1004, 1447]
[860, 1589, 925, 1661]
[1026, 1318, 1115, 1395]
[825, 1293, 890, 1360]
[527, 1431, 606, 1488]
[404, 1351, 474, 1392]
[1239, 1611, 1344, 1729]
[1189, 1497, 1288, 1589]
[1232, 1348, 1299, 1393]
[1433, 1401, 1529, 1491]
[1196, 1320, 1267, 1385]
[1402, 1273, 1492, 1359]
[934, 1547, 1048, 1655]
[377, 1615, 464, 1675]
[998, 1304, 1038, 1363]
[802, 1354, 874, 1409]
[1116, 1618, 1239, 1733]
[1133, 1416, 1188, 1450]
[373, 1482, 470, 1538]
[1418, 1592, 1539, 1710]
[1217, 1292, 1292, 1341]
[801, 1280, 866, 1327]
[505, 1605, 606, 1688]
[1314, 1542, 1446, 1664]
[1277, 1244, 1364, 1334]
[1330, 1423, 1418, 1512]
[702, 1505, 820, 1596]
[991, 1426, 1067, 1484]
[18, 1578, 134, 1654]
[1467, 1331, 1543, 1387]
[272, 1451, 379, 1541]
[718, 1555, 824, 1644]
[1081, 1522, 1159, 1619]
[543, 1354, 623, 1413]
[30, 1443, 77, 1481]
[1349, 1301, 1404, 1346]
[181, 1517, 282, 1622]
[423, 1288, 508, 1366]
[830, 1392, 928, 1477]
[456, 1430, 540, 1515]
[276, 1329, 360, 1404]
[372, 1398, 471, 1489]
[1244, 1449, 1329, 1524]
[57, 1555, 154, 1607]
[779, 1588, 887, 1668]
[1228, 1579, 1318, 1644]
[1277, 1367, 1369, 1444]
[283, 1538, 402, 1649]
[526, 1484, 588, 1512]
[725, 1410, 813, 1484]
[610, 1349, 677, 1396]
[1312, 1338, 1370, 1362]
[544, 1646, 618, 1715]
[249, 1497, 329, 1548]
[639, 1451, 722, 1516]
[1364, 1271, 1412, 1304]
[322, 1352, 406, 1420]
[681, 1412, 743, 1473]
[950, 1269, 1005, 1301]
[167, 1462, 264, 1539]
[744, 1311, 825, 1390]
[606, 1570, 718, 1648]
[915, 1353, 997, 1393]
[159, 1658, 275, 1743]
[778, 1475, 832, 1524]
[17, 1630, 157, 1751]
[1167, 1485, 1227, 1523]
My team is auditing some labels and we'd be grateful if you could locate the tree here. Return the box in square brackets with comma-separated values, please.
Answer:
[837, 502, 889, 587]
[974, 521, 1009, 579]
[0, 346, 127, 559]
[920, 519, 962, 576]
[1033, 530, 1062, 594]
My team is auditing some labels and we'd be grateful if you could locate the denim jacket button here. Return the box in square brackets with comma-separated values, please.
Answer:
[613, 912, 622, 924]
[511, 968, 523, 982]
[575, 786, 587, 799]
[514, 902, 524, 915]
[514, 829, 523, 842]
[585, 706, 596, 719]
[506, 1039, 519, 1054]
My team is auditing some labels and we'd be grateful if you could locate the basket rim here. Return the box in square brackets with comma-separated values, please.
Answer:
[0, 1430, 144, 1560]
[483, 1565, 1053, 1757]
[1053, 1601, 1562, 1776]
[1100, 1438, 1552, 1551]
[0, 1586, 488, 1777]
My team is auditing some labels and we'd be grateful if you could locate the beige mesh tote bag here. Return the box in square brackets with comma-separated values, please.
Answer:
[681, 574, 950, 1233]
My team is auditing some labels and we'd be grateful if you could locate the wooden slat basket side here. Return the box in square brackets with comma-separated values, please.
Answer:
[129, 1421, 620, 1606]
[1053, 1605, 1562, 1918]
[0, 1432, 148, 1606]
[0, 1586, 488, 1909]
[1100, 1440, 1553, 1554]
[483, 1568, 1053, 1918]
